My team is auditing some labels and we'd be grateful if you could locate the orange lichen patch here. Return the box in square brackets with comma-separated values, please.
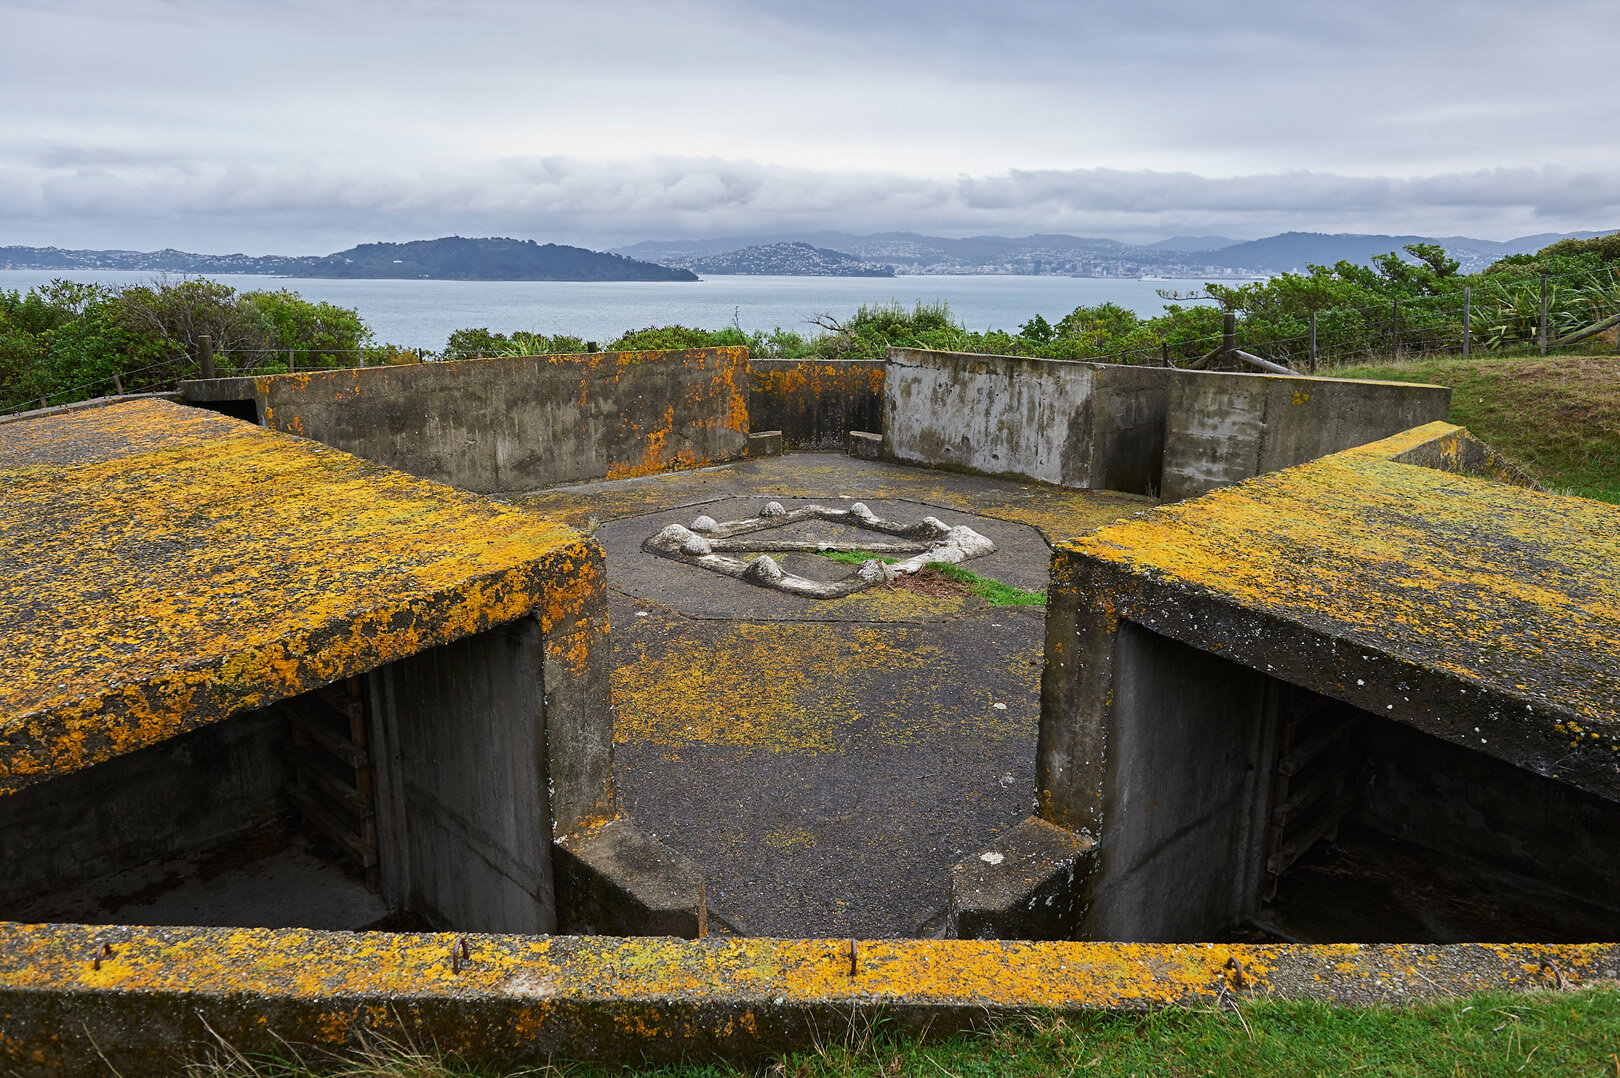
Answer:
[2, 923, 1613, 1013]
[0, 400, 595, 792]
[612, 621, 1036, 753]
[1066, 423, 1620, 728]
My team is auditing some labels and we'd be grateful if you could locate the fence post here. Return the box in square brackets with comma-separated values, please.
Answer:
[199, 334, 215, 380]
[1391, 298, 1400, 357]
[1161, 342, 1171, 367]
[1308, 310, 1318, 374]
[1221, 312, 1235, 362]
[288, 347, 296, 373]
[1539, 275, 1548, 355]
[1462, 285, 1471, 359]
[112, 373, 123, 394]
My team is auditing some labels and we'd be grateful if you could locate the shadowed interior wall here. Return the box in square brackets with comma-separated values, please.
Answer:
[748, 360, 885, 448]
[1354, 720, 1620, 911]
[1080, 623, 1272, 940]
[1159, 372, 1451, 500]
[0, 708, 289, 916]
[370, 618, 555, 934]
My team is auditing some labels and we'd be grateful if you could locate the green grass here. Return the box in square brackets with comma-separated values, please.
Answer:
[1332, 354, 1620, 503]
[190, 988, 1620, 1077]
[815, 550, 1047, 606]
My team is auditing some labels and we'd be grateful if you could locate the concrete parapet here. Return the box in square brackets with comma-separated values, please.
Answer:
[239, 347, 750, 494]
[880, 349, 1452, 501]
[1159, 369, 1451, 500]
[952, 817, 1095, 940]
[1039, 422, 1620, 940]
[553, 818, 713, 938]
[0, 922, 1613, 1075]
[884, 349, 1168, 494]
[749, 359, 884, 449]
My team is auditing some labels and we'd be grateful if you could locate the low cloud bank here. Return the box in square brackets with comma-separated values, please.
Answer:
[3, 155, 1615, 254]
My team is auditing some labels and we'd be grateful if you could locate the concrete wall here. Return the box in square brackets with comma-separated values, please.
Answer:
[881, 349, 1449, 499]
[372, 619, 555, 935]
[0, 707, 289, 917]
[251, 348, 750, 493]
[1160, 371, 1451, 501]
[1077, 625, 1273, 940]
[884, 349, 1170, 494]
[749, 360, 885, 448]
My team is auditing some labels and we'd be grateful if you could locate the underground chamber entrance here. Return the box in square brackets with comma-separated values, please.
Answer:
[0, 619, 556, 936]
[1249, 685, 1620, 944]
[0, 682, 393, 930]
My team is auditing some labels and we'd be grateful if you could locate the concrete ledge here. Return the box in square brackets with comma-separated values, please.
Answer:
[1373, 422, 1541, 488]
[848, 430, 884, 460]
[0, 392, 182, 426]
[176, 376, 258, 403]
[553, 818, 709, 937]
[746, 430, 784, 458]
[1, 922, 1614, 1075]
[952, 817, 1095, 940]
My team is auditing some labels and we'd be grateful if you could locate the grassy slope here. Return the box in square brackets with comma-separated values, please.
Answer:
[1332, 355, 1620, 502]
[198, 989, 1620, 1077]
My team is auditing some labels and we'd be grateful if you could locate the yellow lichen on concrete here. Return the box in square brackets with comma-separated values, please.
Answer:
[3, 923, 1613, 1018]
[612, 621, 1035, 753]
[0, 399, 594, 791]
[1065, 423, 1620, 728]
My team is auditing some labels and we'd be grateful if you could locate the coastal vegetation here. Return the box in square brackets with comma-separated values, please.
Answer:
[6, 238, 1618, 503]
[0, 277, 388, 410]
[190, 986, 1620, 1077]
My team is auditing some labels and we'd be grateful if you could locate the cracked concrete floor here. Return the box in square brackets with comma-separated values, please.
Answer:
[512, 452, 1153, 938]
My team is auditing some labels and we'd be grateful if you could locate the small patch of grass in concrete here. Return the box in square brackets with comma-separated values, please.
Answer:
[816, 550, 1047, 606]
[1333, 354, 1620, 503]
[188, 988, 1620, 1077]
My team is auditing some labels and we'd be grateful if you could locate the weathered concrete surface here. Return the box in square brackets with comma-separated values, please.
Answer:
[1159, 369, 1450, 500]
[247, 347, 750, 494]
[1041, 422, 1620, 940]
[952, 816, 1095, 940]
[885, 349, 1168, 494]
[516, 455, 1149, 939]
[0, 399, 604, 797]
[371, 621, 556, 935]
[0, 922, 1614, 1076]
[554, 817, 711, 937]
[750, 360, 884, 449]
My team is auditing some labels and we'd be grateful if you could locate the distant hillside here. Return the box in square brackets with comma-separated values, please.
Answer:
[617, 229, 1614, 277]
[1146, 235, 1240, 251]
[0, 236, 697, 282]
[1188, 232, 1599, 274]
[665, 241, 894, 277]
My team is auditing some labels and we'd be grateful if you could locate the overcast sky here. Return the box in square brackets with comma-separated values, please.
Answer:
[4, 0, 1619, 253]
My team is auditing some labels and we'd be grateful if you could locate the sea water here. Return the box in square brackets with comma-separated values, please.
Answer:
[0, 270, 1218, 352]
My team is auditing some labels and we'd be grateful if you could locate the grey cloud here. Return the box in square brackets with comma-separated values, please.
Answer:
[3, 155, 1615, 253]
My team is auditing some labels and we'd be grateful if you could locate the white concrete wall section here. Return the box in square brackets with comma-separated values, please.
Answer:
[885, 348, 1100, 486]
